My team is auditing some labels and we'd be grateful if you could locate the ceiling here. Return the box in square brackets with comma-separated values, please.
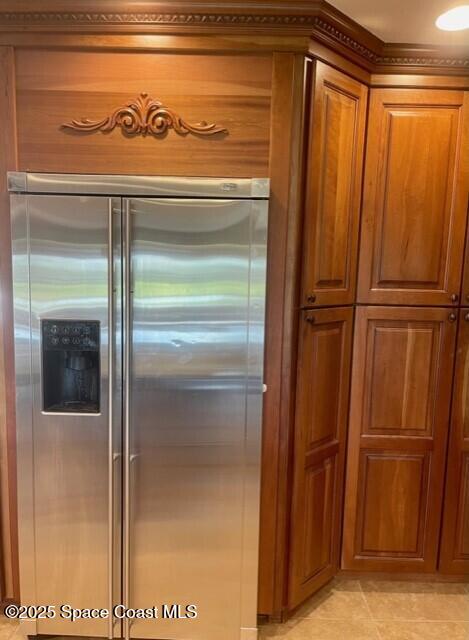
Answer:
[331, 0, 469, 47]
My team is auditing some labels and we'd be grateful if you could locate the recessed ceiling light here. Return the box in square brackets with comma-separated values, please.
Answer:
[436, 5, 469, 30]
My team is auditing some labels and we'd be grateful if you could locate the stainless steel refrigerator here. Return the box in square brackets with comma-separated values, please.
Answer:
[9, 173, 268, 640]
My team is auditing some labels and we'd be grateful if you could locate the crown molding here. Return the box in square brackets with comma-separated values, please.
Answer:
[0, 0, 324, 34]
[309, 6, 469, 75]
[377, 44, 469, 74]
[0, 0, 467, 75]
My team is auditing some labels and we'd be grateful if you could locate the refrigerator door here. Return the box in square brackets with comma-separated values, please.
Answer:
[12, 194, 122, 637]
[124, 197, 267, 640]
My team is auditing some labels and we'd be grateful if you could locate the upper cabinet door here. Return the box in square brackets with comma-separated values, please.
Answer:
[301, 62, 368, 308]
[358, 89, 469, 306]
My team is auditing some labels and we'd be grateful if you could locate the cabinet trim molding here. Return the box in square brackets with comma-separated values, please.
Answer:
[0, 2, 468, 75]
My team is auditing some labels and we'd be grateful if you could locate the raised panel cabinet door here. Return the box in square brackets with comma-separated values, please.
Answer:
[357, 89, 469, 306]
[342, 306, 457, 572]
[301, 62, 368, 307]
[288, 307, 353, 609]
[440, 310, 469, 575]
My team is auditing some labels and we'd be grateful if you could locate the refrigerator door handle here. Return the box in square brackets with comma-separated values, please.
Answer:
[123, 200, 132, 640]
[108, 198, 123, 640]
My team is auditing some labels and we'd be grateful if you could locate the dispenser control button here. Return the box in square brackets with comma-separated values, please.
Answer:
[42, 319, 100, 352]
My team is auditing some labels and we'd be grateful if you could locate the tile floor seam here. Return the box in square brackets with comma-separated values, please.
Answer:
[373, 619, 384, 640]
[359, 578, 376, 621]
[296, 615, 372, 621]
[372, 618, 469, 623]
[358, 580, 383, 639]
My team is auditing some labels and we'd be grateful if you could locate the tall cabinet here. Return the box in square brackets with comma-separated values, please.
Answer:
[343, 89, 469, 573]
[287, 61, 367, 609]
[290, 78, 469, 614]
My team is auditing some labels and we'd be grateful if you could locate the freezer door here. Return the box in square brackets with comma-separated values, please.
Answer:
[12, 194, 122, 637]
[124, 197, 267, 640]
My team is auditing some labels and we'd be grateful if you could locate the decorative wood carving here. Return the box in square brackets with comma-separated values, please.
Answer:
[62, 92, 227, 137]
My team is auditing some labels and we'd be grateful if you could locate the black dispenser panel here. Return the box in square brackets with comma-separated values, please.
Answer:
[42, 320, 100, 414]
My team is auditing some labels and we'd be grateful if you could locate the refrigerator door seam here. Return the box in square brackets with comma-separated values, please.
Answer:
[123, 199, 132, 640]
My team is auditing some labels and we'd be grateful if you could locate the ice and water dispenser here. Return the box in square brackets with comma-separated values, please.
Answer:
[41, 319, 100, 413]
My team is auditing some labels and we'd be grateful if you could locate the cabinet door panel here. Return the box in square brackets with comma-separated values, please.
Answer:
[301, 458, 335, 581]
[343, 307, 456, 573]
[364, 322, 438, 437]
[440, 311, 469, 574]
[359, 453, 429, 556]
[358, 90, 469, 306]
[289, 307, 353, 609]
[301, 62, 367, 307]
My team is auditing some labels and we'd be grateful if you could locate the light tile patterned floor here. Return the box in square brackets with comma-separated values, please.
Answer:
[0, 580, 468, 640]
[0, 618, 18, 640]
[259, 579, 469, 640]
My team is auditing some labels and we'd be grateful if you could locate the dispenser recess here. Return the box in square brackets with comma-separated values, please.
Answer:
[41, 319, 100, 414]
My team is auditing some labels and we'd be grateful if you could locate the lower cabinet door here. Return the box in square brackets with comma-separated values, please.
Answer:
[440, 310, 469, 575]
[288, 307, 353, 609]
[342, 306, 457, 572]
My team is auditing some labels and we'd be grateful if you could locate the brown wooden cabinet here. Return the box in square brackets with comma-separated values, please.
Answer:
[357, 89, 469, 307]
[342, 306, 457, 573]
[301, 62, 368, 308]
[288, 307, 353, 608]
[440, 310, 469, 575]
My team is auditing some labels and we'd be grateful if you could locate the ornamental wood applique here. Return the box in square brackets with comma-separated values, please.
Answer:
[62, 92, 227, 137]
